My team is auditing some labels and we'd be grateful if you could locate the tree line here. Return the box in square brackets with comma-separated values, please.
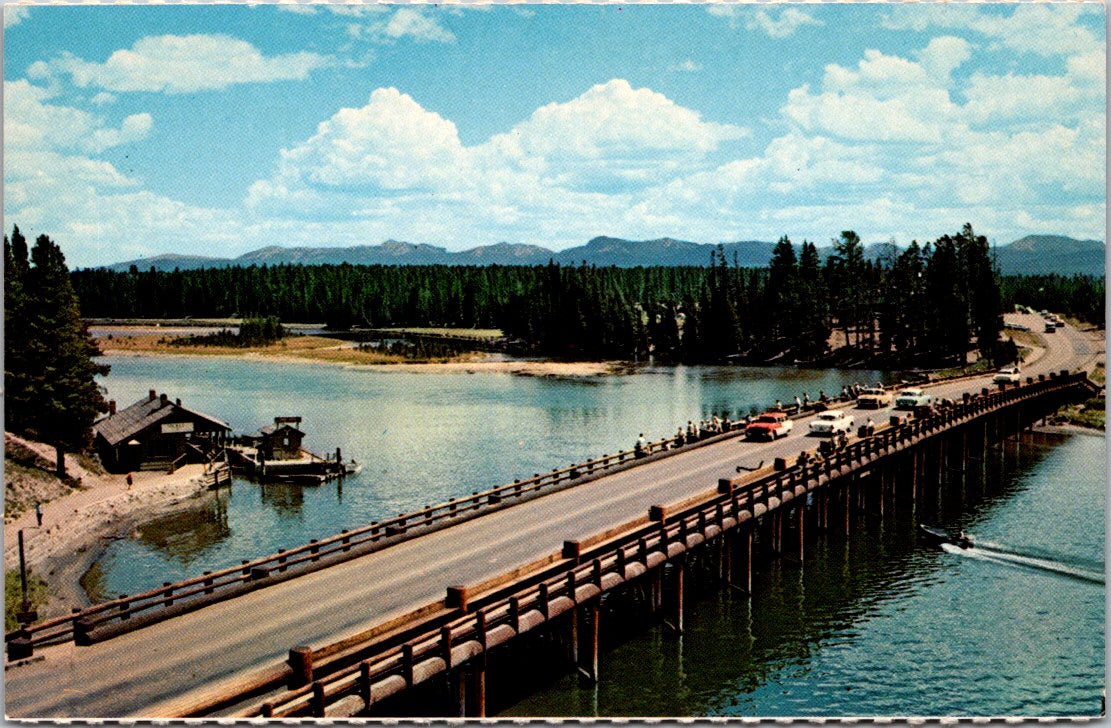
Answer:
[70, 224, 1025, 366]
[1000, 275, 1105, 328]
[5, 226, 109, 474]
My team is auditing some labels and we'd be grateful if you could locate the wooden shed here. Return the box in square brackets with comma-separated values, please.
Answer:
[94, 390, 231, 473]
[256, 417, 305, 461]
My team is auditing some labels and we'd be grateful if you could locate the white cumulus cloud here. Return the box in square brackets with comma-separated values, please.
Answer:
[746, 7, 824, 38]
[31, 34, 332, 94]
[4, 80, 153, 154]
[709, 6, 823, 37]
[485, 79, 748, 191]
[350, 8, 456, 44]
[883, 4, 1102, 58]
[4, 5, 30, 28]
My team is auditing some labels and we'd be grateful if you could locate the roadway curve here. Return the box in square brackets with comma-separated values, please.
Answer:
[5, 314, 1100, 718]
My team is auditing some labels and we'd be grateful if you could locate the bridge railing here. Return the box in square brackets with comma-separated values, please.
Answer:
[245, 371, 1083, 717]
[5, 416, 748, 651]
[6, 371, 1082, 656]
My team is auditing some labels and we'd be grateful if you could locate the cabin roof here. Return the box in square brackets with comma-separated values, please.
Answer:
[94, 395, 230, 447]
[258, 423, 305, 437]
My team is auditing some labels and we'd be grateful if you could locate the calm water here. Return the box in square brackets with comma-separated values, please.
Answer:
[502, 433, 1106, 718]
[91, 357, 1104, 717]
[93, 356, 887, 596]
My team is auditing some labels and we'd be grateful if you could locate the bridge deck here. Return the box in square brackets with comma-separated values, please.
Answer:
[4, 313, 1099, 718]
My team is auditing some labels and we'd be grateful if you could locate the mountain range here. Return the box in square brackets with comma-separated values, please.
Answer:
[100, 234, 1105, 277]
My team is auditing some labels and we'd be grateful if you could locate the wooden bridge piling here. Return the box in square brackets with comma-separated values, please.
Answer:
[62, 374, 1089, 719]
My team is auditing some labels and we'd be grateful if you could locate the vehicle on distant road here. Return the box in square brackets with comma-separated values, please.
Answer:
[1045, 321, 1057, 333]
[809, 410, 854, 436]
[894, 388, 931, 409]
[1004, 322, 1030, 332]
[993, 367, 1022, 384]
[856, 387, 892, 409]
[745, 412, 794, 440]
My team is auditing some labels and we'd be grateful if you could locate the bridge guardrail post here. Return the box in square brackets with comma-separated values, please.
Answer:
[509, 597, 521, 633]
[403, 643, 415, 686]
[289, 645, 313, 687]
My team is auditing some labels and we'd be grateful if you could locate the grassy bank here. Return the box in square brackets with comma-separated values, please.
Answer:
[1051, 395, 1105, 431]
[5, 569, 49, 631]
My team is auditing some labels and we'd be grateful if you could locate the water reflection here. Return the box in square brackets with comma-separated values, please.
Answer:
[132, 495, 231, 566]
[258, 481, 306, 520]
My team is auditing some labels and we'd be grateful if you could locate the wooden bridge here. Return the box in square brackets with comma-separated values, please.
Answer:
[3, 315, 1100, 718]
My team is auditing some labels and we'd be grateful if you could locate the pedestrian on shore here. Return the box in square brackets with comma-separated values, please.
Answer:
[803, 392, 810, 407]
[774, 399, 782, 412]
[126, 472, 133, 490]
[794, 395, 802, 414]
[34, 503, 43, 527]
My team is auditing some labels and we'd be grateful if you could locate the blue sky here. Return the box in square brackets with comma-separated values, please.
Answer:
[3, 2, 1106, 268]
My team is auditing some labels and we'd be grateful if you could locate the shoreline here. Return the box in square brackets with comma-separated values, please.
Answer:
[4, 461, 212, 616]
[99, 345, 625, 378]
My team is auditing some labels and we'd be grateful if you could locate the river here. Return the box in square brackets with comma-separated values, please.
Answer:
[91, 355, 1103, 717]
[92, 355, 889, 597]
[501, 431, 1105, 718]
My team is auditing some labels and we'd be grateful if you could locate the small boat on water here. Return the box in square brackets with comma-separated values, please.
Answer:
[920, 525, 973, 550]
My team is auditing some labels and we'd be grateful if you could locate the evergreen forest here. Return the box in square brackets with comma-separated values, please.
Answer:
[68, 225, 1103, 366]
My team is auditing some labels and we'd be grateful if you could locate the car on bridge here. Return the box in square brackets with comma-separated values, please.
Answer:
[808, 410, 854, 436]
[993, 367, 1022, 384]
[856, 387, 892, 409]
[894, 388, 931, 409]
[745, 412, 794, 440]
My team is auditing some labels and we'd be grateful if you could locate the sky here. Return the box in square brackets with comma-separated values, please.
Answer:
[2, 2, 1106, 269]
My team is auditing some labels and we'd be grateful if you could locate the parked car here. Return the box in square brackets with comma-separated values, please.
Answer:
[1044, 322, 1057, 333]
[993, 367, 1022, 384]
[894, 388, 931, 409]
[1004, 322, 1030, 332]
[745, 412, 794, 440]
[856, 387, 892, 409]
[809, 410, 854, 436]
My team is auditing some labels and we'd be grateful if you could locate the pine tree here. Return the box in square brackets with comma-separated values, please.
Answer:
[20, 234, 110, 475]
[4, 226, 33, 433]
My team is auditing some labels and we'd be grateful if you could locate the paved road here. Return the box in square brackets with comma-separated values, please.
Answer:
[5, 314, 1099, 718]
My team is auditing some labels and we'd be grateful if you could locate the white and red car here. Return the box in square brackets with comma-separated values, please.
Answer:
[745, 412, 794, 440]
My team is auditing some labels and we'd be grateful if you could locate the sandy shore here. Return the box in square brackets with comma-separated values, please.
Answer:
[100, 341, 622, 378]
[4, 458, 212, 615]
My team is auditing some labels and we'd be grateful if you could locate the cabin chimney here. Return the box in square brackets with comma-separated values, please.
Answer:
[159, 393, 168, 406]
[176, 398, 181, 406]
[149, 389, 157, 401]
[108, 400, 116, 415]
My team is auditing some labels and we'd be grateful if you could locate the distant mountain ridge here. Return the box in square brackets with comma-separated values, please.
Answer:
[100, 234, 1105, 276]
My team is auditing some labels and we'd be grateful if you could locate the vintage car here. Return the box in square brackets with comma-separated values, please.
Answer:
[808, 410, 854, 436]
[894, 388, 931, 409]
[745, 412, 794, 440]
[993, 367, 1022, 384]
[856, 387, 892, 409]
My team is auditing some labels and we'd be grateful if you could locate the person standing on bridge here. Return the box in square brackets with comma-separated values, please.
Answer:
[635, 433, 648, 458]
